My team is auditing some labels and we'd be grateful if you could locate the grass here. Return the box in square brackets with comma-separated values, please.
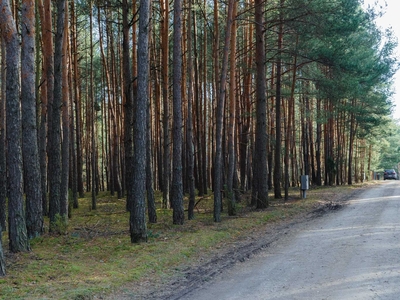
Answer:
[0, 182, 376, 299]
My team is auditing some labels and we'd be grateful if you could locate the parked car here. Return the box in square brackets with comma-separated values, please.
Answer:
[384, 169, 397, 180]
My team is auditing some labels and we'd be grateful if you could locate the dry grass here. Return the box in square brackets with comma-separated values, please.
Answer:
[0, 182, 376, 299]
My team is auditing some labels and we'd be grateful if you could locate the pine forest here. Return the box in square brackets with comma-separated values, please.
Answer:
[0, 0, 399, 293]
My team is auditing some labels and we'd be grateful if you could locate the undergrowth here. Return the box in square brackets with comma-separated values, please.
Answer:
[0, 183, 373, 299]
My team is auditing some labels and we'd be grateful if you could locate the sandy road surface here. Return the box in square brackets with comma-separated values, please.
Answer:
[180, 181, 400, 300]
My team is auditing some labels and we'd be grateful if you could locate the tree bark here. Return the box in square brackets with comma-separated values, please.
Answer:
[0, 36, 6, 232]
[213, 0, 235, 222]
[0, 0, 30, 252]
[227, 0, 238, 216]
[130, 0, 150, 242]
[348, 107, 356, 185]
[123, 0, 134, 212]
[69, 0, 79, 207]
[21, 0, 44, 238]
[160, 0, 171, 209]
[37, 0, 53, 215]
[48, 0, 66, 231]
[192, 12, 204, 197]
[70, 0, 83, 201]
[252, 0, 268, 208]
[285, 44, 297, 199]
[186, 2, 195, 220]
[316, 98, 322, 186]
[171, 0, 185, 225]
[60, 0, 69, 218]
[274, 0, 284, 199]
[146, 93, 157, 224]
[89, 0, 96, 210]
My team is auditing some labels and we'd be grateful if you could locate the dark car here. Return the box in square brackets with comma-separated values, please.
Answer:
[384, 169, 397, 180]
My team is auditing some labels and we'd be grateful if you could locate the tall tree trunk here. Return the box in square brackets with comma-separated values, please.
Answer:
[316, 98, 322, 186]
[48, 0, 66, 231]
[60, 0, 70, 219]
[97, 5, 113, 195]
[239, 21, 252, 192]
[70, 0, 83, 200]
[69, 0, 79, 207]
[0, 36, 6, 231]
[193, 12, 204, 197]
[89, 0, 96, 210]
[211, 0, 219, 193]
[267, 63, 275, 192]
[123, 0, 134, 211]
[274, 0, 284, 199]
[348, 108, 356, 185]
[201, 13, 208, 196]
[325, 99, 335, 186]
[160, 0, 171, 209]
[0, 0, 30, 252]
[302, 96, 310, 177]
[227, 0, 238, 216]
[285, 47, 297, 199]
[186, 2, 196, 220]
[0, 71, 4, 267]
[37, 0, 53, 215]
[171, 0, 185, 225]
[21, 0, 44, 238]
[130, 0, 150, 242]
[308, 99, 316, 184]
[252, 0, 268, 208]
[147, 93, 157, 223]
[214, 0, 235, 222]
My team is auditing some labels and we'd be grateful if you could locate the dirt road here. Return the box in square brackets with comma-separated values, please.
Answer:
[177, 181, 400, 299]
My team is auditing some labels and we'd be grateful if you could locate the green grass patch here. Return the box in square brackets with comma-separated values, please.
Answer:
[0, 183, 372, 299]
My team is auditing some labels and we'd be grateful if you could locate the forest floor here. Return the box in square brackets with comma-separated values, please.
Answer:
[0, 182, 378, 300]
[100, 182, 378, 300]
